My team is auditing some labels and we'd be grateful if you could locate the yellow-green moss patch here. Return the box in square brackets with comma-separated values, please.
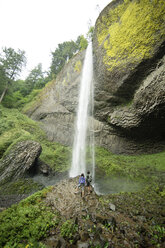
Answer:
[74, 60, 82, 73]
[97, 0, 165, 71]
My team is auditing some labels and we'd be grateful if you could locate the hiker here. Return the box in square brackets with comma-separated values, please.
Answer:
[86, 171, 92, 194]
[78, 173, 86, 198]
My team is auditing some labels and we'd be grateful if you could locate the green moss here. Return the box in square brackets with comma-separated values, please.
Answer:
[97, 0, 165, 71]
[0, 105, 71, 172]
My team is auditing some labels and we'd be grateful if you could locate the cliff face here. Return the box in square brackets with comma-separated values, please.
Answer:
[25, 51, 85, 145]
[92, 0, 165, 153]
[26, 0, 165, 154]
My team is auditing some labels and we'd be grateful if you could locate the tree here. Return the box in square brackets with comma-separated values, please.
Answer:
[76, 35, 88, 51]
[50, 41, 79, 77]
[25, 63, 46, 94]
[0, 47, 26, 103]
[50, 37, 88, 78]
[87, 26, 94, 42]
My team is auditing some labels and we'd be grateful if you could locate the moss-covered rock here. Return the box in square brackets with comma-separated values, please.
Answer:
[97, 0, 165, 71]
[92, 0, 165, 153]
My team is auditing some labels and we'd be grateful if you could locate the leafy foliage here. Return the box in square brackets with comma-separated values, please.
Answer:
[60, 220, 78, 240]
[2, 63, 50, 110]
[0, 47, 26, 81]
[0, 187, 58, 247]
[150, 225, 165, 245]
[24, 64, 48, 94]
[50, 35, 88, 78]
[0, 47, 26, 102]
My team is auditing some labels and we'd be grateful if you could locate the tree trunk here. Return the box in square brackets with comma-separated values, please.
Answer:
[0, 87, 8, 103]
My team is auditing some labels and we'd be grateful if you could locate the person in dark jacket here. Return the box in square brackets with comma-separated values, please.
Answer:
[86, 171, 92, 194]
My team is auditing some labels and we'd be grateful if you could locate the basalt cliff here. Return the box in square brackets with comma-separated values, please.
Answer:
[25, 0, 165, 154]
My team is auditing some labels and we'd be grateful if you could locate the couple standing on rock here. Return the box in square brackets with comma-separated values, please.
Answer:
[77, 171, 92, 198]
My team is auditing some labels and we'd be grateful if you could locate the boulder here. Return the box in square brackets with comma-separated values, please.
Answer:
[0, 140, 41, 185]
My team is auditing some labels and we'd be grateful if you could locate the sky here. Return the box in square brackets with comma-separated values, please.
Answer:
[0, 0, 111, 79]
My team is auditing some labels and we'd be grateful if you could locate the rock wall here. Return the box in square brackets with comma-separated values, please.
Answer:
[26, 0, 165, 154]
[92, 0, 165, 153]
[26, 51, 85, 145]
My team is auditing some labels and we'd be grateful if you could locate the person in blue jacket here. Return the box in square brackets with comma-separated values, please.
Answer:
[78, 173, 86, 198]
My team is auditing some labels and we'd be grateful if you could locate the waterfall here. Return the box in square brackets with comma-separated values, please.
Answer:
[69, 42, 95, 179]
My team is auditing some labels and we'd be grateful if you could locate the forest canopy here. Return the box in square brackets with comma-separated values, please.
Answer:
[0, 28, 94, 109]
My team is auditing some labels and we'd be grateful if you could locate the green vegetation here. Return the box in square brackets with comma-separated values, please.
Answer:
[50, 36, 87, 78]
[0, 105, 71, 172]
[60, 220, 78, 242]
[2, 87, 42, 110]
[0, 187, 58, 247]
[0, 47, 26, 103]
[95, 146, 165, 180]
[1, 63, 49, 110]
[150, 225, 165, 245]
[0, 30, 91, 109]
[0, 179, 43, 195]
[21, 80, 55, 114]
[96, 0, 165, 71]
[98, 184, 165, 246]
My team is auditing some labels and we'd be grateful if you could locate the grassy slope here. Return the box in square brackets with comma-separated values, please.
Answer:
[95, 146, 165, 181]
[0, 105, 71, 173]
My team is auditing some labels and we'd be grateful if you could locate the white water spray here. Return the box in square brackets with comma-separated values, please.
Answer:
[70, 43, 95, 178]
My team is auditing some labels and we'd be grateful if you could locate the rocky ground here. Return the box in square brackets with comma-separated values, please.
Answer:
[39, 177, 165, 248]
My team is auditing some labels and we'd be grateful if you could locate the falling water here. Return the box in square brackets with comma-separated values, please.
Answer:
[69, 42, 95, 179]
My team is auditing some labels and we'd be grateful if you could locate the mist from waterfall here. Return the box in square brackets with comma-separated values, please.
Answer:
[69, 43, 95, 179]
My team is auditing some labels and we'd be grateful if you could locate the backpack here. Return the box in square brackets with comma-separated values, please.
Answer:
[86, 175, 92, 183]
